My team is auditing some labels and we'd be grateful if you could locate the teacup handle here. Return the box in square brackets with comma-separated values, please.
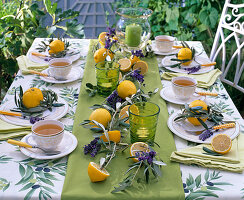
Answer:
[25, 134, 36, 148]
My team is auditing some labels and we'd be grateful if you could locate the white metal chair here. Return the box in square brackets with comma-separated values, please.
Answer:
[210, 0, 244, 93]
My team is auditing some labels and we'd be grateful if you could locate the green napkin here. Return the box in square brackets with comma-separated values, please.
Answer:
[0, 119, 31, 140]
[16, 55, 48, 75]
[61, 40, 185, 199]
[161, 69, 222, 88]
[170, 134, 244, 173]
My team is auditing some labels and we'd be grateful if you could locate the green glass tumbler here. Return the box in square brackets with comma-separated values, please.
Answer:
[129, 102, 160, 143]
[95, 61, 120, 96]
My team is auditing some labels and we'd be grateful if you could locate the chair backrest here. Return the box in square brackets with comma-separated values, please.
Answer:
[210, 0, 244, 93]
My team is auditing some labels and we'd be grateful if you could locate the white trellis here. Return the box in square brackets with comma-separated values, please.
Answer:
[210, 0, 244, 93]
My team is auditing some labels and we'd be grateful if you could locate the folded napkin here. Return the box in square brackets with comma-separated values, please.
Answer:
[170, 134, 244, 173]
[0, 119, 31, 140]
[161, 69, 222, 88]
[16, 55, 48, 75]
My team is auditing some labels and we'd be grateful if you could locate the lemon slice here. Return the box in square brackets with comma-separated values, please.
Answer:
[87, 162, 110, 182]
[118, 58, 132, 72]
[130, 55, 140, 65]
[98, 32, 107, 46]
[130, 142, 149, 162]
[211, 134, 232, 154]
[133, 60, 148, 75]
[119, 105, 130, 124]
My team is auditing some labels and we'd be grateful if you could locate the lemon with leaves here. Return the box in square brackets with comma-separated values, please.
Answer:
[98, 32, 107, 46]
[94, 48, 114, 63]
[177, 48, 193, 66]
[100, 130, 121, 143]
[89, 108, 111, 128]
[49, 40, 65, 54]
[187, 100, 208, 126]
[117, 80, 137, 99]
[22, 88, 43, 108]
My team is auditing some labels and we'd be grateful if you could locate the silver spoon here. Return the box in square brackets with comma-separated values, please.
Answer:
[7, 139, 61, 156]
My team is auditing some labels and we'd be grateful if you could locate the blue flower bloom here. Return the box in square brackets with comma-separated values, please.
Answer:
[83, 138, 101, 157]
[130, 70, 144, 83]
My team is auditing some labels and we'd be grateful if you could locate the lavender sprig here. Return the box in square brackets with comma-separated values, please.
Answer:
[29, 116, 44, 124]
[199, 129, 213, 141]
[106, 90, 122, 110]
[131, 50, 144, 58]
[106, 27, 116, 38]
[135, 151, 156, 165]
[183, 65, 201, 74]
[83, 138, 101, 157]
[130, 69, 144, 83]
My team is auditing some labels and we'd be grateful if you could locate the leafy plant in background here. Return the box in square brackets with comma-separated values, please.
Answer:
[0, 0, 84, 101]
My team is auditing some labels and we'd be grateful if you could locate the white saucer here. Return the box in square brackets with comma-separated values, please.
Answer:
[20, 132, 78, 159]
[167, 112, 240, 144]
[160, 86, 205, 105]
[40, 67, 84, 84]
[0, 98, 69, 126]
[151, 42, 179, 56]
[162, 55, 215, 74]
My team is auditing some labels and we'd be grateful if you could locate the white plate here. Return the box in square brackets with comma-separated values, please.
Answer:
[0, 98, 69, 126]
[167, 111, 240, 144]
[40, 67, 84, 84]
[27, 46, 81, 65]
[20, 132, 78, 159]
[160, 86, 205, 105]
[162, 55, 215, 74]
[151, 43, 179, 55]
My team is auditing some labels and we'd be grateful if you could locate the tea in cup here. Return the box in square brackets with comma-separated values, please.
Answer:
[155, 35, 176, 52]
[48, 58, 72, 80]
[27, 120, 64, 151]
[172, 76, 197, 100]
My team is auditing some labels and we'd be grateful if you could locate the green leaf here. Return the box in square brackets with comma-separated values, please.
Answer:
[206, 186, 224, 191]
[44, 0, 57, 16]
[212, 182, 233, 186]
[65, 20, 84, 38]
[19, 183, 35, 192]
[204, 169, 209, 182]
[186, 174, 194, 186]
[195, 175, 201, 188]
[199, 7, 218, 28]
[24, 188, 35, 200]
[38, 177, 54, 186]
[3, 182, 10, 192]
[42, 186, 57, 194]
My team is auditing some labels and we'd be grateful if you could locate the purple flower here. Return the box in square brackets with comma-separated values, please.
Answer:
[130, 70, 144, 83]
[30, 116, 44, 124]
[183, 66, 201, 74]
[136, 150, 156, 165]
[106, 90, 122, 109]
[199, 129, 213, 141]
[106, 27, 116, 37]
[131, 50, 144, 58]
[83, 138, 101, 157]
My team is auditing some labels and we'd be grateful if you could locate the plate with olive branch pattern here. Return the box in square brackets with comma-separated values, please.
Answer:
[167, 111, 240, 144]
[162, 55, 215, 74]
[0, 98, 69, 126]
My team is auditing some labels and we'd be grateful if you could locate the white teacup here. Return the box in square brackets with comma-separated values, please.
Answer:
[155, 35, 176, 52]
[172, 76, 197, 100]
[27, 120, 64, 151]
[48, 58, 72, 80]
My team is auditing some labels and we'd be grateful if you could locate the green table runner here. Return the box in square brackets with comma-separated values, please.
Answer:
[61, 40, 184, 200]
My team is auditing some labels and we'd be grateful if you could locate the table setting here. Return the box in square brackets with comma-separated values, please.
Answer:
[0, 7, 244, 200]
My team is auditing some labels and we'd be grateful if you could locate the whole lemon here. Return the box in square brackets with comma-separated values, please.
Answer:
[49, 40, 65, 54]
[94, 48, 114, 63]
[100, 130, 121, 143]
[117, 80, 137, 99]
[89, 108, 112, 128]
[22, 88, 43, 108]
[187, 100, 208, 126]
[177, 48, 192, 66]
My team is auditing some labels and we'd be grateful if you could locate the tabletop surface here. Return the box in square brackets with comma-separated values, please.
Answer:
[0, 39, 244, 200]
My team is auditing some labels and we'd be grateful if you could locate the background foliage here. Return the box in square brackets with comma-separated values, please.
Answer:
[0, 0, 84, 100]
